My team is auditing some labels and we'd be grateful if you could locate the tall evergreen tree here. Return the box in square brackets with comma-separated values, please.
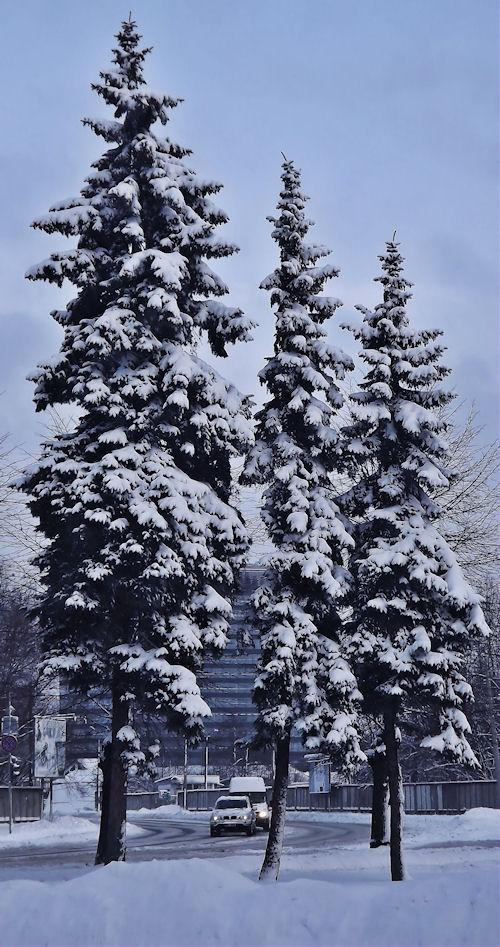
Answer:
[342, 237, 489, 881]
[21, 18, 253, 864]
[243, 158, 363, 881]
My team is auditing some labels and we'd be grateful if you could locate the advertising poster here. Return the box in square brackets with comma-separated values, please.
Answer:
[309, 760, 330, 793]
[34, 716, 67, 777]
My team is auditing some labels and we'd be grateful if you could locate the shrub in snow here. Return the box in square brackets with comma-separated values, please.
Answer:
[21, 16, 253, 864]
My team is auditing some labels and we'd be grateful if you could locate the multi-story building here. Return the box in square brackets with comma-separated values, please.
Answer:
[160, 568, 306, 775]
[60, 568, 307, 776]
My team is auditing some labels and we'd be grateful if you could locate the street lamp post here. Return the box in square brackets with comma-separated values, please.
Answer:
[95, 738, 101, 811]
[1, 698, 19, 835]
[204, 737, 209, 791]
[183, 737, 188, 809]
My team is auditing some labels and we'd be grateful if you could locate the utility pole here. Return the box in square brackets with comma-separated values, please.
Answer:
[183, 737, 188, 809]
[49, 778, 54, 821]
[95, 738, 101, 811]
[8, 756, 13, 834]
[1, 696, 19, 835]
[204, 737, 209, 791]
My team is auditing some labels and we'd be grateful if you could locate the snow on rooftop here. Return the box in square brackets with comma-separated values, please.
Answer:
[229, 776, 266, 792]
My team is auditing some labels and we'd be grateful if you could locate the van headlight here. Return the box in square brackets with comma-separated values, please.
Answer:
[212, 815, 218, 821]
[258, 810, 267, 818]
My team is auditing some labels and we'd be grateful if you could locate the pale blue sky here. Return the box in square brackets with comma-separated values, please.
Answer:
[0, 0, 498, 451]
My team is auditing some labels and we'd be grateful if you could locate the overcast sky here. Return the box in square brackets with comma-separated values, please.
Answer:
[0, 0, 498, 455]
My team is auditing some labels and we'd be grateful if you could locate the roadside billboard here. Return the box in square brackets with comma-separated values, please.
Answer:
[34, 716, 67, 778]
[309, 760, 331, 793]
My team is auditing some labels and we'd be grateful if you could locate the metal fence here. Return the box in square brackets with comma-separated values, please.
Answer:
[181, 780, 499, 814]
[0, 787, 44, 822]
[309, 780, 499, 814]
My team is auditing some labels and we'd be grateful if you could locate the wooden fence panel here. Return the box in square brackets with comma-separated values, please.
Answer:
[286, 786, 309, 809]
[126, 792, 161, 810]
[181, 788, 223, 810]
[309, 792, 330, 810]
[330, 780, 498, 814]
[441, 780, 497, 812]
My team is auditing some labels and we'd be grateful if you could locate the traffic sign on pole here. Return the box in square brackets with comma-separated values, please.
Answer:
[1, 734, 18, 754]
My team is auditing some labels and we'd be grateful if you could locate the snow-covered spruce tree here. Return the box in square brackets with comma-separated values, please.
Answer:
[243, 158, 363, 881]
[341, 237, 489, 881]
[21, 18, 253, 865]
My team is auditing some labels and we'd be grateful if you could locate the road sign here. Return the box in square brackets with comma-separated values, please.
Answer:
[1, 715, 19, 736]
[1, 734, 18, 754]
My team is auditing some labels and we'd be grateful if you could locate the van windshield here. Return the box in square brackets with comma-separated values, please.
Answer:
[216, 798, 247, 810]
[246, 792, 266, 804]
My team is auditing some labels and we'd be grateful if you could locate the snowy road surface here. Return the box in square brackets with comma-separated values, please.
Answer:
[0, 812, 368, 871]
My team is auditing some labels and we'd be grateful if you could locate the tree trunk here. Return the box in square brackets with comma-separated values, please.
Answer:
[369, 749, 389, 848]
[95, 677, 129, 865]
[259, 732, 290, 881]
[96, 741, 111, 849]
[383, 704, 405, 881]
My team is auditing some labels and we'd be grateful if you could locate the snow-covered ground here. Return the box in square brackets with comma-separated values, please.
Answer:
[0, 806, 497, 946]
[0, 812, 145, 848]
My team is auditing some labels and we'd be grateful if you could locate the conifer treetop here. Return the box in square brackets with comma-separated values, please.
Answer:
[342, 237, 454, 501]
[246, 157, 353, 490]
[261, 157, 344, 318]
[28, 17, 252, 360]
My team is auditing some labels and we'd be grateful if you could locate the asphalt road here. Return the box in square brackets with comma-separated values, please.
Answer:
[0, 814, 369, 871]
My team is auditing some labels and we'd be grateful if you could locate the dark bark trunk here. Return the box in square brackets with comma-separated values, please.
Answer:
[96, 741, 111, 850]
[259, 731, 290, 881]
[95, 677, 129, 865]
[369, 750, 389, 848]
[383, 704, 405, 881]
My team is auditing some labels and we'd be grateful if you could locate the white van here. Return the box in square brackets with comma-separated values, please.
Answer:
[228, 776, 270, 830]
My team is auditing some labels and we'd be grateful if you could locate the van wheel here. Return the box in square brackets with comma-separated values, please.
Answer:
[263, 821, 270, 832]
[210, 827, 219, 837]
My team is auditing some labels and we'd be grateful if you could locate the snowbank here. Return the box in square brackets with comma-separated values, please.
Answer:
[0, 851, 497, 947]
[134, 803, 209, 820]
[285, 807, 500, 844]
[0, 813, 145, 848]
[403, 806, 500, 845]
[0, 809, 497, 945]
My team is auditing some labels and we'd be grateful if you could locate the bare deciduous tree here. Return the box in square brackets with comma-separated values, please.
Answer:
[437, 405, 500, 586]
